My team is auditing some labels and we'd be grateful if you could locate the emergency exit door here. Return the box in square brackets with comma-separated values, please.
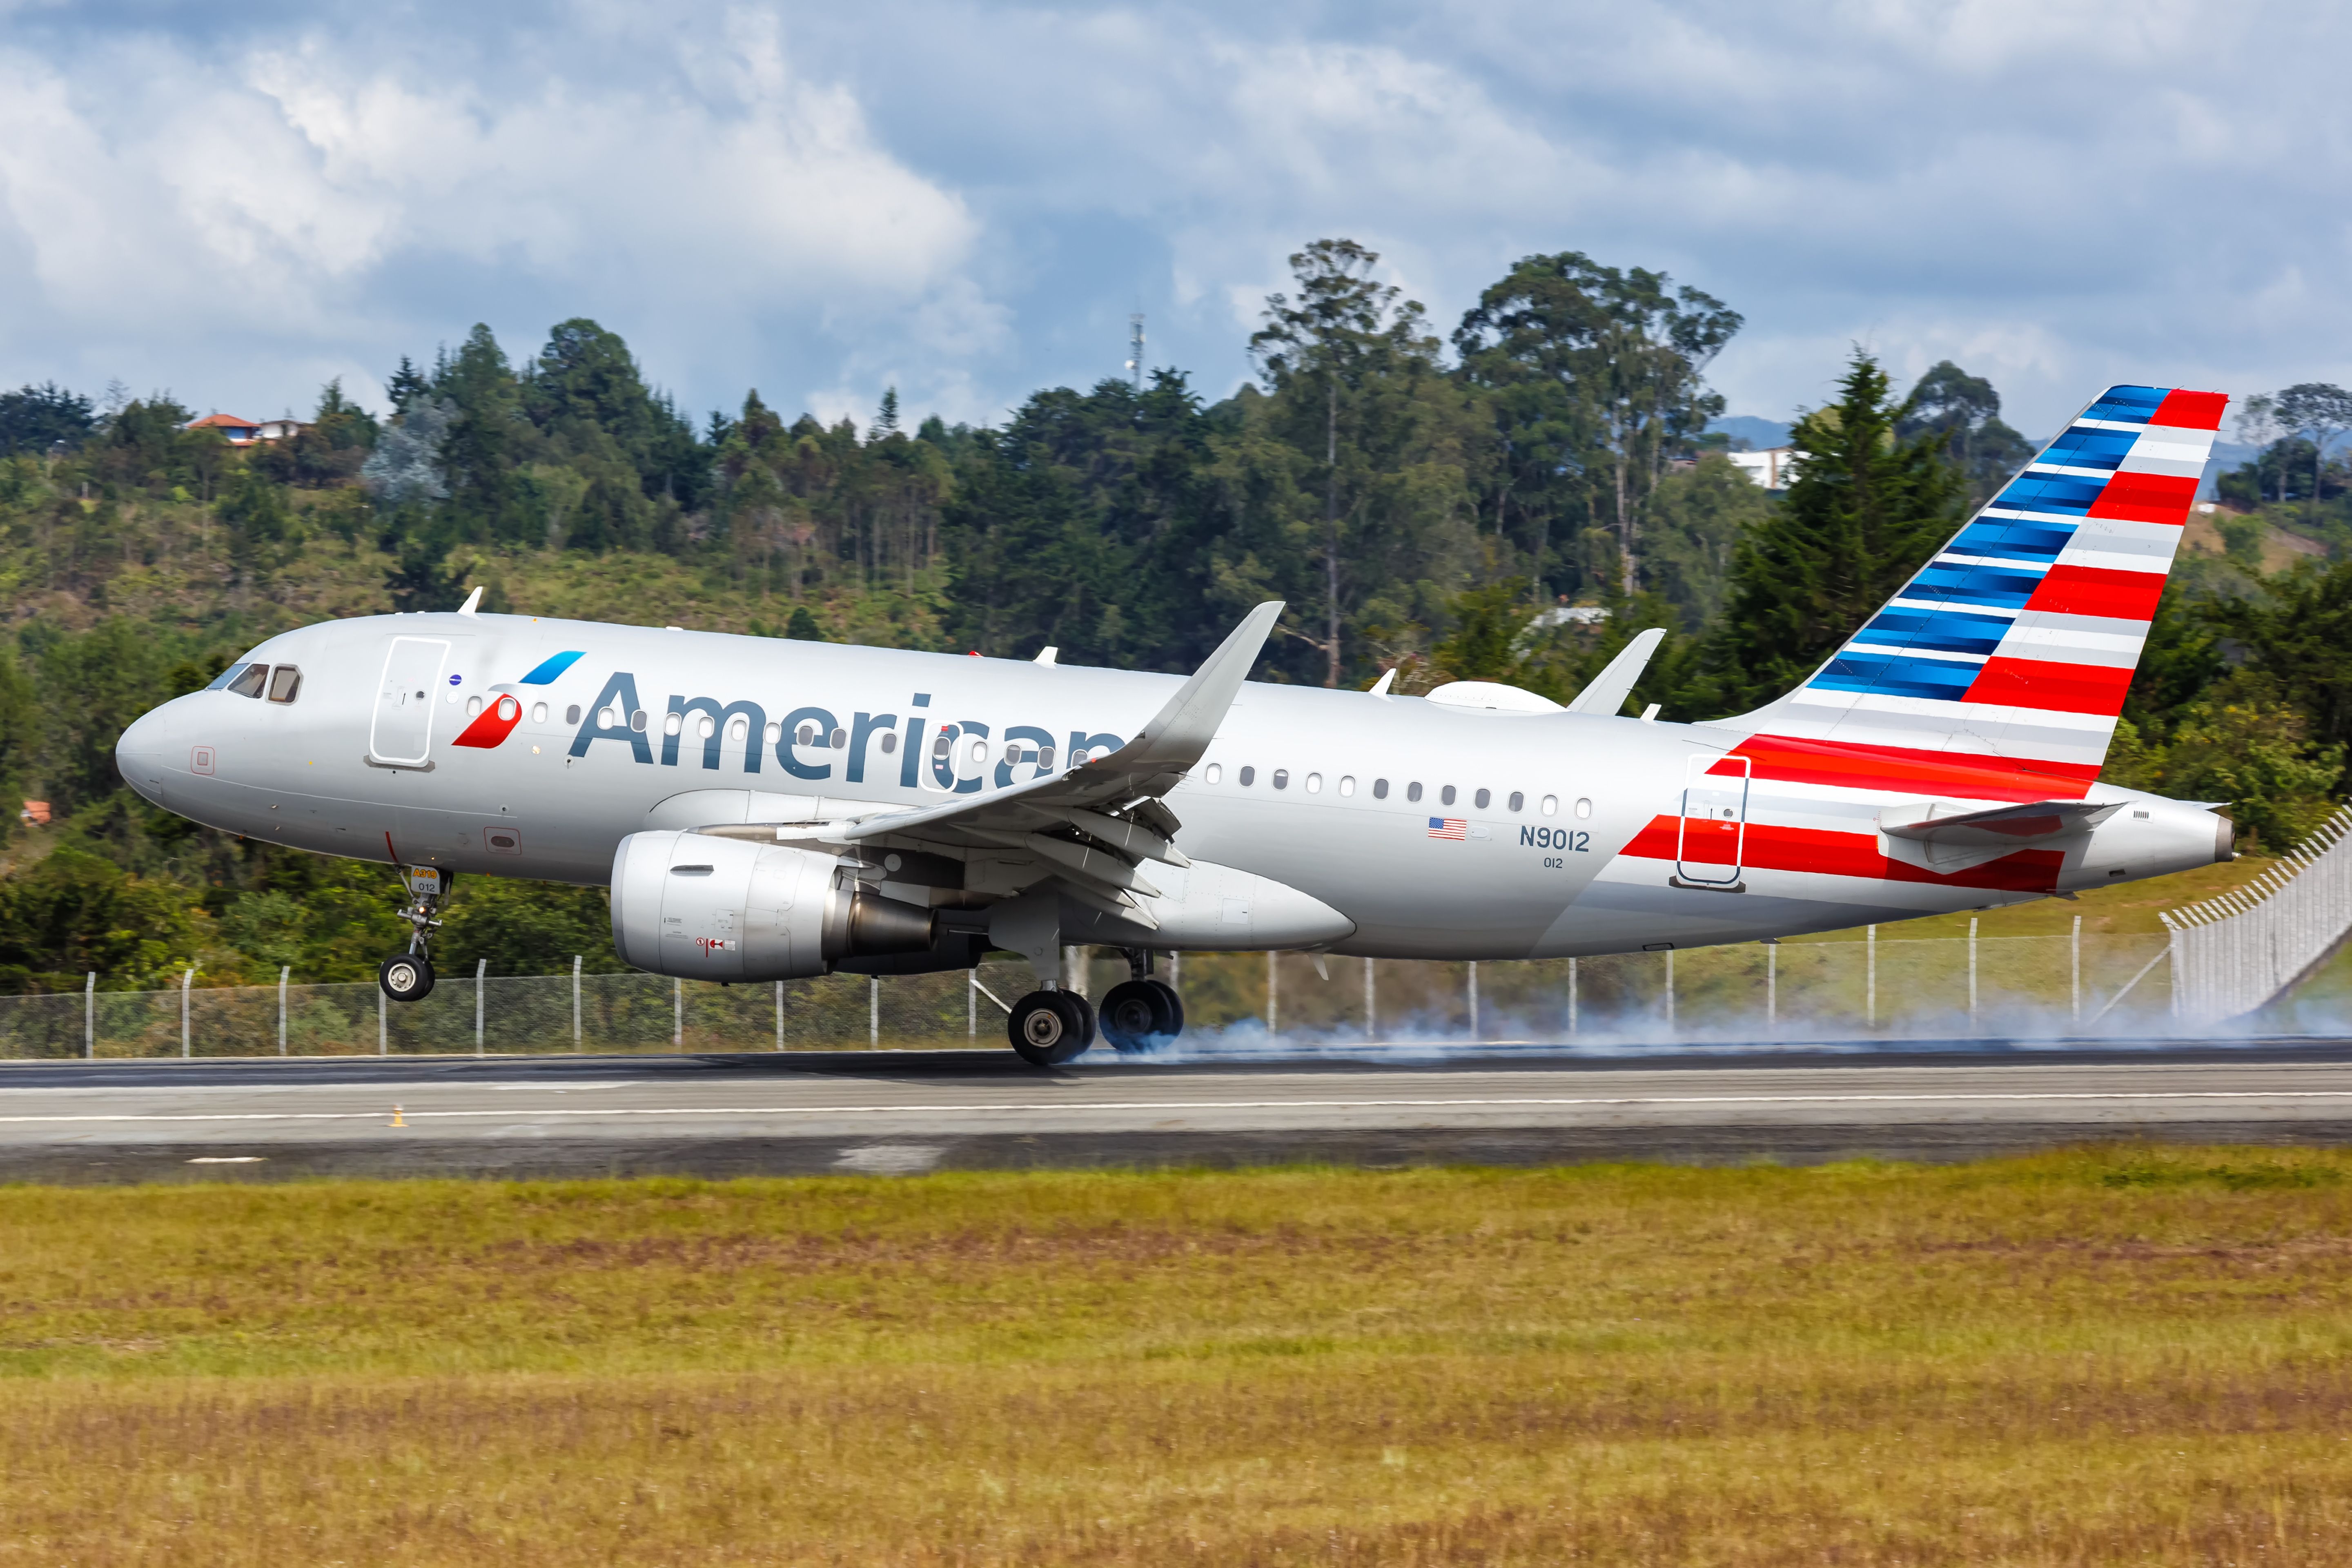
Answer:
[370, 637, 450, 767]
[1675, 753, 1750, 886]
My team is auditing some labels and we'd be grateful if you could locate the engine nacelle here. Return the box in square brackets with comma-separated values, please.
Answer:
[609, 830, 937, 982]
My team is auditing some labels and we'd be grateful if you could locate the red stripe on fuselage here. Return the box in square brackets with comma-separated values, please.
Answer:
[1717, 734, 2099, 803]
[1621, 816, 2065, 893]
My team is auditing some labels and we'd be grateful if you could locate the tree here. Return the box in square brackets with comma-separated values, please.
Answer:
[1454, 252, 1739, 598]
[2235, 394, 2284, 503]
[1695, 352, 1963, 715]
[1898, 361, 2036, 508]
[0, 383, 97, 457]
[2273, 383, 2352, 524]
[1249, 239, 1463, 686]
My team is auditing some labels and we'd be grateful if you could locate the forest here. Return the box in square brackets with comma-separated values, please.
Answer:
[0, 238, 2343, 993]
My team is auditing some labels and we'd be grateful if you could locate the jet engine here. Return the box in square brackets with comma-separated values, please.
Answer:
[609, 830, 936, 982]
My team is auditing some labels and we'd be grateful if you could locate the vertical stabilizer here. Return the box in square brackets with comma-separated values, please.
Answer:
[1726, 385, 2226, 784]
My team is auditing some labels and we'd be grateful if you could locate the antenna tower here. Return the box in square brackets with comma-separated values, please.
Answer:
[1126, 312, 1145, 392]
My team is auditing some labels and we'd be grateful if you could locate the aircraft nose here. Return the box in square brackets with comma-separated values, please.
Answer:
[116, 703, 176, 807]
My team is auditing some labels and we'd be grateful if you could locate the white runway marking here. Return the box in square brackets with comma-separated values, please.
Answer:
[5, 1088, 2352, 1125]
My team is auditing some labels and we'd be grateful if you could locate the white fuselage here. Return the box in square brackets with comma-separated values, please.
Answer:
[116, 610, 2228, 962]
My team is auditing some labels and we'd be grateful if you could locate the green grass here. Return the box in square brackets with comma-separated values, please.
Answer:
[3, 1154, 2352, 1561]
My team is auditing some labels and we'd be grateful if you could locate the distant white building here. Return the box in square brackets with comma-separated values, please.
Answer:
[1728, 446, 1801, 490]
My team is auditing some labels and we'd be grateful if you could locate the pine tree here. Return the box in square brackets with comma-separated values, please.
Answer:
[1696, 352, 1962, 715]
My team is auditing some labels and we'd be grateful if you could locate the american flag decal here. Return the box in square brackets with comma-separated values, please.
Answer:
[1427, 817, 1466, 840]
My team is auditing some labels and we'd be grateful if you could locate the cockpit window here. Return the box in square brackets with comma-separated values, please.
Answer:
[225, 664, 269, 699]
[266, 666, 302, 704]
[206, 662, 249, 692]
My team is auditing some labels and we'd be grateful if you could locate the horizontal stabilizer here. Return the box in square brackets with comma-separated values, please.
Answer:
[1880, 798, 2121, 851]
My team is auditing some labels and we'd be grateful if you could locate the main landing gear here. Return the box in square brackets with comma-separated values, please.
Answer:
[1006, 949, 1185, 1066]
[378, 866, 450, 1003]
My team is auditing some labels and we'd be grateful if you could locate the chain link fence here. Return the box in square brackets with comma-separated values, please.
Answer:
[0, 926, 2229, 1060]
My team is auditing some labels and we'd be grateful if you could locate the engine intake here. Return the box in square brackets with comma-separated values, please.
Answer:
[609, 830, 936, 982]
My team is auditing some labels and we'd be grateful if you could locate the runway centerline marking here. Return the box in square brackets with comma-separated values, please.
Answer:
[7, 1087, 2352, 1125]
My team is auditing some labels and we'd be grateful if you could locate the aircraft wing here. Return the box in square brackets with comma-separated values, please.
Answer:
[750, 601, 1283, 928]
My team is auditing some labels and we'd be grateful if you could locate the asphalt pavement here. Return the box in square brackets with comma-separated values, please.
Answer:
[3, 1036, 2351, 1182]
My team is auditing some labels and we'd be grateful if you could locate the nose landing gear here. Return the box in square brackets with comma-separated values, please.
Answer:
[379, 866, 450, 1003]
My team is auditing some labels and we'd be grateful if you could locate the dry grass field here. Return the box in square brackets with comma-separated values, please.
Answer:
[4, 1153, 2352, 1564]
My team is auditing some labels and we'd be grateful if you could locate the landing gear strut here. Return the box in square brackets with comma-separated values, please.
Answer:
[379, 866, 450, 1003]
[1100, 949, 1184, 1054]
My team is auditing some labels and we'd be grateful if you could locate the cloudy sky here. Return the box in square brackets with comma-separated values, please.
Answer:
[0, 0, 2340, 438]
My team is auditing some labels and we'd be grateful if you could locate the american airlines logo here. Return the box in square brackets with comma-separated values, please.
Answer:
[562, 671, 1127, 795]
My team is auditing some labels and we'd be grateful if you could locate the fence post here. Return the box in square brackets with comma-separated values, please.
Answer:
[1866, 925, 1877, 1031]
[674, 977, 684, 1050]
[1664, 949, 1675, 1036]
[572, 955, 582, 1050]
[777, 979, 786, 1052]
[868, 976, 878, 1049]
[1568, 957, 1579, 1038]
[180, 967, 194, 1059]
[2070, 915, 2082, 1027]
[1267, 950, 1279, 1041]
[1766, 941, 1777, 1033]
[967, 970, 977, 1038]
[1364, 956, 1376, 1040]
[474, 959, 487, 1056]
[377, 981, 387, 1056]
[84, 972, 94, 1060]
[1967, 918, 1979, 1033]
[1467, 961, 1480, 1042]
[278, 966, 290, 1056]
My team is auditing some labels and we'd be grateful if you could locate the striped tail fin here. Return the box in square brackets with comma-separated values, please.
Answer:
[1726, 384, 2226, 789]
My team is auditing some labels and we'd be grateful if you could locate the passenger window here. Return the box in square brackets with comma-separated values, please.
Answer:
[630, 710, 648, 732]
[1204, 763, 1222, 784]
[796, 724, 818, 747]
[1406, 782, 1423, 802]
[1373, 779, 1389, 800]
[206, 662, 250, 692]
[266, 666, 301, 704]
[1575, 797, 1593, 819]
[1541, 795, 1559, 816]
[830, 728, 847, 748]
[1440, 785, 1457, 806]
[1037, 745, 1056, 768]
[566, 705, 582, 724]
[1508, 791, 1523, 811]
[932, 732, 953, 759]
[1238, 766, 1256, 786]
[1272, 769, 1289, 790]
[1305, 773, 1323, 794]
[227, 663, 268, 699]
[1338, 775, 1355, 797]
[880, 731, 899, 753]
[535, 702, 551, 724]
[1473, 788, 1490, 809]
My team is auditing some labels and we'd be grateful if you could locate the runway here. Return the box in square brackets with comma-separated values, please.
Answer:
[3, 1037, 2352, 1182]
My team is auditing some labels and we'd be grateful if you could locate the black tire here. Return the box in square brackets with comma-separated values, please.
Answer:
[1147, 978, 1185, 1040]
[1009, 989, 1094, 1066]
[1100, 978, 1182, 1054]
[379, 951, 434, 1002]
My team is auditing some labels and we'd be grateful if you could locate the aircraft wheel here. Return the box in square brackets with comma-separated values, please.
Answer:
[379, 952, 435, 1003]
[1100, 978, 1183, 1054]
[1009, 989, 1094, 1066]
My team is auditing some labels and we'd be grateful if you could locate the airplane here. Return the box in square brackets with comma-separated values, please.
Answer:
[116, 383, 2232, 1065]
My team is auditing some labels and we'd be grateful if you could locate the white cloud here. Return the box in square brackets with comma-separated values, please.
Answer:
[0, 0, 2349, 434]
